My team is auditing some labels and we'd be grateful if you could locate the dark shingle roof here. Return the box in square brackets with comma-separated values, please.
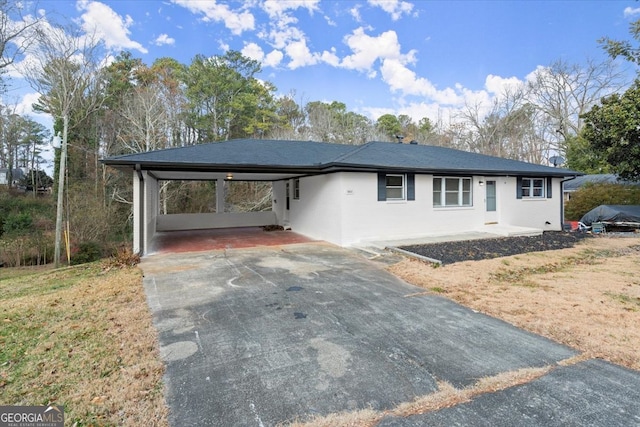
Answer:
[103, 139, 580, 177]
[105, 139, 354, 168]
[564, 174, 640, 191]
[333, 142, 574, 175]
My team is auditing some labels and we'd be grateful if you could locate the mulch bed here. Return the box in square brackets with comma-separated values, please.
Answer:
[399, 231, 592, 265]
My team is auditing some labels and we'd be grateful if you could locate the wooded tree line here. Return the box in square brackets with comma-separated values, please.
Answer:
[2, 6, 640, 265]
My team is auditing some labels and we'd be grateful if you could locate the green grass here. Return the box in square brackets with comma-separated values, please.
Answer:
[0, 262, 167, 426]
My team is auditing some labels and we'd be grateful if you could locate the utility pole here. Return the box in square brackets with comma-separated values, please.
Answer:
[53, 114, 68, 268]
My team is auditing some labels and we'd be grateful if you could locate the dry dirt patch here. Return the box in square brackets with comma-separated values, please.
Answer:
[388, 235, 640, 371]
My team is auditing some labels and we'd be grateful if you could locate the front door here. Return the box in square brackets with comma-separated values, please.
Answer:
[485, 179, 498, 224]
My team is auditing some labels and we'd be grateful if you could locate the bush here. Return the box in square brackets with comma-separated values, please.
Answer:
[2, 213, 33, 236]
[565, 183, 640, 221]
[104, 245, 140, 268]
[70, 241, 104, 265]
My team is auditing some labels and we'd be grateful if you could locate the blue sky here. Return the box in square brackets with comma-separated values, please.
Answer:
[6, 0, 640, 125]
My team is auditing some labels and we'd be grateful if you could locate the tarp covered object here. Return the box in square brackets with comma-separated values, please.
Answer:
[580, 205, 640, 226]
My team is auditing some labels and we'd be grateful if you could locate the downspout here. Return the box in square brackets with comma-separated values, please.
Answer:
[135, 164, 145, 255]
[560, 175, 578, 229]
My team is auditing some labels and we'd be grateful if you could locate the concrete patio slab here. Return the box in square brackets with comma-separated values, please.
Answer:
[148, 227, 314, 254]
[141, 243, 577, 426]
[364, 224, 543, 249]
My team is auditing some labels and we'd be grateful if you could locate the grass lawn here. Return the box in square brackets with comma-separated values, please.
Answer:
[0, 262, 168, 426]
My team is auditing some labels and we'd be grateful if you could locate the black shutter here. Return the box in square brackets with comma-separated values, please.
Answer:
[546, 177, 552, 198]
[378, 173, 386, 201]
[516, 176, 523, 199]
[407, 173, 415, 201]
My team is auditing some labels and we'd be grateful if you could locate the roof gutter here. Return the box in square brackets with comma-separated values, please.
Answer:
[560, 175, 579, 227]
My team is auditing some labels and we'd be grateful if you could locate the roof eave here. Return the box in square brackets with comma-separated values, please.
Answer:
[102, 158, 583, 178]
[323, 163, 583, 177]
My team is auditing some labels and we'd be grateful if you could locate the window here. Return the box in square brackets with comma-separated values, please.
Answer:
[377, 173, 415, 201]
[293, 178, 300, 200]
[386, 174, 405, 200]
[521, 178, 545, 198]
[433, 177, 472, 207]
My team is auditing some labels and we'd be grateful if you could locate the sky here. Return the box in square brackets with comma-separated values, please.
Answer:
[5, 0, 640, 131]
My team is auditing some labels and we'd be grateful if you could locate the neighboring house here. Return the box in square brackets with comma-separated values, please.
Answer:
[0, 168, 25, 186]
[563, 174, 640, 201]
[102, 139, 582, 255]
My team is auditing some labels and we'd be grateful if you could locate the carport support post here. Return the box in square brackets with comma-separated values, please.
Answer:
[133, 168, 143, 254]
[216, 178, 225, 213]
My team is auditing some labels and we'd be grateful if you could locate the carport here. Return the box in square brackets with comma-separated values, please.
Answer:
[128, 168, 301, 255]
[102, 142, 346, 255]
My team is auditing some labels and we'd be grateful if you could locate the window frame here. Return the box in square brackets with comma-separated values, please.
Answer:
[433, 176, 473, 207]
[521, 177, 545, 199]
[293, 178, 300, 200]
[385, 174, 406, 201]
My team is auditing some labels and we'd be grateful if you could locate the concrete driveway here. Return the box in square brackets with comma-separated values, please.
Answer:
[140, 243, 640, 426]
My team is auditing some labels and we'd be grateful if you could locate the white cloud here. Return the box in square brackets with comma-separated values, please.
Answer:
[350, 5, 362, 22]
[624, 6, 640, 17]
[264, 49, 284, 67]
[241, 42, 284, 68]
[320, 48, 340, 67]
[268, 26, 306, 49]
[380, 58, 462, 105]
[360, 106, 395, 121]
[171, 0, 254, 35]
[285, 39, 318, 69]
[368, 0, 414, 21]
[13, 92, 44, 117]
[241, 42, 265, 62]
[262, 0, 320, 17]
[341, 28, 415, 72]
[324, 15, 337, 26]
[154, 33, 175, 46]
[76, 0, 148, 53]
[484, 74, 524, 95]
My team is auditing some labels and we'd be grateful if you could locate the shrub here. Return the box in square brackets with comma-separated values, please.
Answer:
[2, 213, 33, 235]
[565, 183, 640, 221]
[104, 245, 140, 268]
[70, 241, 104, 265]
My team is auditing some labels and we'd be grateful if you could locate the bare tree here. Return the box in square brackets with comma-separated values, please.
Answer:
[0, 0, 42, 88]
[526, 58, 627, 157]
[20, 23, 107, 267]
[454, 86, 548, 161]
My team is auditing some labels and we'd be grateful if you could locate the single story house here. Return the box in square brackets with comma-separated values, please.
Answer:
[563, 174, 640, 201]
[102, 139, 582, 255]
[0, 168, 25, 186]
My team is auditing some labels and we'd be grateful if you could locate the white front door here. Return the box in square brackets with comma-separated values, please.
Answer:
[484, 179, 498, 224]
